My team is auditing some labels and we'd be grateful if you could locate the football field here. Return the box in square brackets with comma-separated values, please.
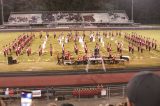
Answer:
[0, 30, 160, 72]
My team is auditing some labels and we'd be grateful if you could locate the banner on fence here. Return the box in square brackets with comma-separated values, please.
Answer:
[32, 90, 41, 97]
[21, 92, 32, 106]
[101, 88, 106, 96]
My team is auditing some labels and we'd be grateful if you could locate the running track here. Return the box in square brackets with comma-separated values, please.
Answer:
[0, 71, 160, 88]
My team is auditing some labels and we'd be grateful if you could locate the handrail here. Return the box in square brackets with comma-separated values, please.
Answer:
[10, 10, 126, 14]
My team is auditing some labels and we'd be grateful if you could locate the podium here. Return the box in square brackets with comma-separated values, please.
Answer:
[8, 56, 17, 65]
[8, 56, 13, 64]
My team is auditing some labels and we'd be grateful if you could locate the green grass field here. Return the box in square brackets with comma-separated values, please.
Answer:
[0, 30, 160, 72]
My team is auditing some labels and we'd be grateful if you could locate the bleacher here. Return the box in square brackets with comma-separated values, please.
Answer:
[6, 11, 131, 27]
[109, 12, 129, 23]
[8, 13, 43, 25]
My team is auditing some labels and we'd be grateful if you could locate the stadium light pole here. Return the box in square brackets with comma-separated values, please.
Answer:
[0, 0, 4, 25]
[131, 0, 134, 22]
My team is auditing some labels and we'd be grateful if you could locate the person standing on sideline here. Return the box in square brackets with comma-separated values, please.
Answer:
[50, 44, 53, 56]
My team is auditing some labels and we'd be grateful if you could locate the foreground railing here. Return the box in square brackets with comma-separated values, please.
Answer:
[0, 84, 127, 103]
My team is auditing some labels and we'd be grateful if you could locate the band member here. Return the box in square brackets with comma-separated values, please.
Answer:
[67, 51, 71, 60]
[119, 31, 122, 37]
[46, 32, 49, 38]
[119, 46, 122, 54]
[106, 43, 110, 52]
[32, 33, 35, 38]
[74, 43, 78, 55]
[39, 32, 42, 39]
[94, 46, 98, 58]
[90, 32, 93, 42]
[12, 42, 15, 50]
[26, 47, 30, 56]
[84, 42, 88, 54]
[96, 43, 100, 54]
[146, 43, 148, 50]
[26, 47, 31, 56]
[3, 46, 6, 57]
[83, 31, 86, 40]
[5, 45, 9, 56]
[29, 47, 31, 56]
[53, 32, 56, 39]
[138, 46, 140, 52]
[141, 47, 143, 53]
[155, 40, 157, 50]
[83, 53, 88, 64]
[15, 47, 18, 56]
[108, 51, 112, 59]
[109, 44, 112, 52]
[117, 43, 120, 52]
[131, 45, 134, 54]
[112, 55, 116, 64]
[8, 44, 12, 53]
[39, 45, 42, 56]
[149, 43, 151, 51]
[94, 43, 100, 58]
[77, 55, 83, 64]
[62, 44, 65, 55]
[152, 39, 154, 48]
[120, 53, 123, 59]
[75, 31, 78, 37]
[74, 35, 77, 42]
[57, 53, 61, 64]
[61, 53, 65, 64]
[17, 46, 21, 56]
[50, 44, 53, 56]
[128, 43, 131, 53]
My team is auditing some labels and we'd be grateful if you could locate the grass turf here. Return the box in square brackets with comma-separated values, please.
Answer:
[0, 30, 160, 72]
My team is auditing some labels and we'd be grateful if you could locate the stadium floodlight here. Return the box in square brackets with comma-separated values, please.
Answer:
[131, 0, 134, 22]
[0, 0, 4, 25]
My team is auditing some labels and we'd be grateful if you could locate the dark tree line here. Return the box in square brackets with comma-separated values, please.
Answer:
[0, 0, 160, 24]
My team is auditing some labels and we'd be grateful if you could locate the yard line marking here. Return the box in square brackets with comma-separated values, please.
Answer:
[151, 51, 160, 57]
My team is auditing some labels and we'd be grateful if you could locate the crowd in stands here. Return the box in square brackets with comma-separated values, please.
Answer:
[83, 15, 95, 22]
[8, 14, 42, 24]
[7, 11, 129, 25]
[108, 11, 128, 23]
[56, 13, 83, 23]
[9, 16, 28, 24]
[29, 16, 41, 24]
[42, 13, 55, 23]
[67, 13, 83, 22]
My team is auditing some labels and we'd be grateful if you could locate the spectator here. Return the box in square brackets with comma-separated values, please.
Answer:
[0, 98, 6, 106]
[47, 102, 57, 106]
[127, 71, 160, 106]
[61, 103, 74, 106]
